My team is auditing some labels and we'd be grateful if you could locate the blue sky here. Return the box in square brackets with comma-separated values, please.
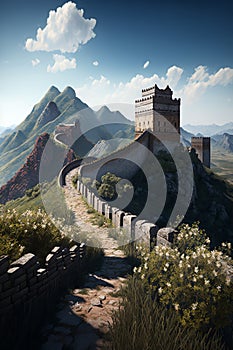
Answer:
[0, 0, 232, 127]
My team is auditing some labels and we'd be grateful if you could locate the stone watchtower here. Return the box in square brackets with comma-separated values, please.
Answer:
[135, 84, 180, 143]
[191, 137, 211, 168]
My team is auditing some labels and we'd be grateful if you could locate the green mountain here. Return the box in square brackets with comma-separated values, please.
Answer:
[96, 105, 133, 136]
[0, 86, 112, 187]
[16, 86, 60, 136]
[0, 130, 26, 154]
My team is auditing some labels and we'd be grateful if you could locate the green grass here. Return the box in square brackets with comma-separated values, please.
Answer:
[3, 179, 75, 225]
[105, 276, 225, 350]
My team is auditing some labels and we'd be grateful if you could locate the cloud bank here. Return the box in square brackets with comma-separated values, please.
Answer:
[25, 1, 96, 53]
[181, 65, 233, 102]
[76, 65, 233, 113]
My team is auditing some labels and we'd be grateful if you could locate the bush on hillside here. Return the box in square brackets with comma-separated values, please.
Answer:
[107, 276, 224, 350]
[0, 209, 71, 264]
[134, 224, 233, 330]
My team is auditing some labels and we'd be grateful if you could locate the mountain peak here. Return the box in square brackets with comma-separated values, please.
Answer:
[99, 105, 110, 112]
[36, 101, 60, 128]
[62, 86, 76, 99]
[47, 86, 60, 95]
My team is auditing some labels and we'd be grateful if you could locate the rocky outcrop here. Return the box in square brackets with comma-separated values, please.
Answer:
[36, 101, 61, 128]
[0, 133, 75, 204]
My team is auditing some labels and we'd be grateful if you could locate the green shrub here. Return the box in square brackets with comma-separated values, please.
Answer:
[0, 209, 71, 264]
[97, 172, 121, 200]
[107, 276, 224, 350]
[135, 224, 233, 330]
[71, 173, 80, 188]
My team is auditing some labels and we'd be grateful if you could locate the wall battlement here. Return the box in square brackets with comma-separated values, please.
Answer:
[0, 244, 86, 348]
[135, 84, 180, 140]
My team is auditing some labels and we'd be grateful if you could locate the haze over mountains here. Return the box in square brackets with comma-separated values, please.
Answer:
[0, 86, 133, 187]
[184, 122, 233, 137]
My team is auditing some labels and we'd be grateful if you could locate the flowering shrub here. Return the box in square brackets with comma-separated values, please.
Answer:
[134, 224, 233, 330]
[0, 209, 71, 263]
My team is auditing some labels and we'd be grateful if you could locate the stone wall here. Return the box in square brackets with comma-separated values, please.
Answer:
[0, 244, 86, 349]
[76, 179, 177, 249]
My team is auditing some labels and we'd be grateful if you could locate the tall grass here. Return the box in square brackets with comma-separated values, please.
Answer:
[106, 277, 225, 350]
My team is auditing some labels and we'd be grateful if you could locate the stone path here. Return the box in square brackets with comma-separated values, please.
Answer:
[40, 169, 132, 349]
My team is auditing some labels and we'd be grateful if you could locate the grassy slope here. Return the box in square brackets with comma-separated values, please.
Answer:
[211, 147, 233, 184]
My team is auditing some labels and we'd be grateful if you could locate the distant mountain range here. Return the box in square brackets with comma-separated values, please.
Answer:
[0, 86, 133, 187]
[183, 122, 233, 136]
[180, 127, 233, 154]
[0, 125, 15, 136]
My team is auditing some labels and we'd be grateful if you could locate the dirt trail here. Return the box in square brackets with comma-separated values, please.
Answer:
[41, 169, 131, 350]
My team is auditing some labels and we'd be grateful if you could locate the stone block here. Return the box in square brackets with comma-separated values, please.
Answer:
[93, 197, 99, 211]
[111, 207, 119, 226]
[123, 214, 137, 241]
[8, 266, 25, 279]
[45, 253, 57, 266]
[157, 227, 178, 247]
[115, 210, 125, 228]
[135, 221, 159, 250]
[0, 273, 9, 284]
[0, 256, 9, 275]
[11, 253, 38, 270]
[51, 247, 63, 255]
[98, 200, 106, 215]
[105, 205, 112, 220]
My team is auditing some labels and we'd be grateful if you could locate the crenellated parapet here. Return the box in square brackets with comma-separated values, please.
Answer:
[135, 84, 180, 140]
[0, 244, 86, 348]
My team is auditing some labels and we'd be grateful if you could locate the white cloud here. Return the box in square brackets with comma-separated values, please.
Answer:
[75, 65, 233, 119]
[25, 1, 96, 53]
[143, 60, 150, 69]
[181, 66, 233, 102]
[93, 60, 99, 66]
[31, 58, 40, 67]
[76, 66, 183, 108]
[47, 54, 76, 73]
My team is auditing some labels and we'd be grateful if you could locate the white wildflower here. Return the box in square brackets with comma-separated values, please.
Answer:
[192, 302, 198, 310]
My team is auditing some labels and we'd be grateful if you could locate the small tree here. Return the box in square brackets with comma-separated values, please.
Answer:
[97, 172, 121, 200]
